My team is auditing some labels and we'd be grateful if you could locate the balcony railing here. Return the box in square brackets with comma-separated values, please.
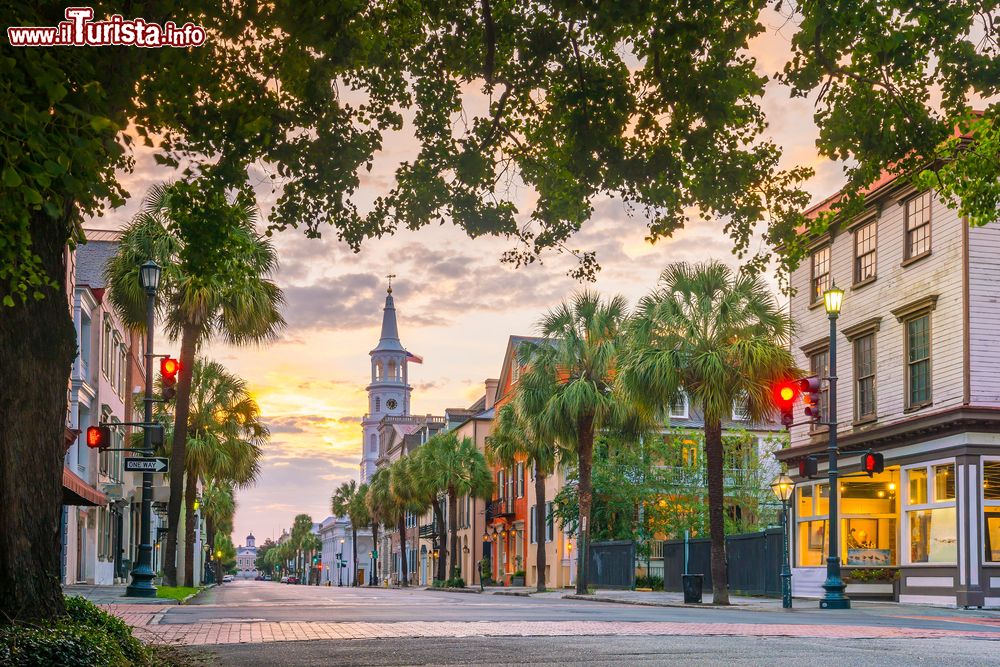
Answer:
[654, 466, 766, 492]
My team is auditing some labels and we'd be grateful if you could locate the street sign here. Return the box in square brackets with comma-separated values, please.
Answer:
[124, 457, 169, 473]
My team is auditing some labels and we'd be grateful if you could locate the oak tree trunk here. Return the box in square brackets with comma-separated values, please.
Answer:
[164, 321, 198, 586]
[575, 415, 594, 595]
[534, 471, 547, 592]
[448, 487, 459, 581]
[705, 418, 730, 605]
[183, 471, 197, 588]
[0, 214, 76, 623]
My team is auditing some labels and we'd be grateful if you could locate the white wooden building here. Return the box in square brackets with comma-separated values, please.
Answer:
[778, 170, 1000, 607]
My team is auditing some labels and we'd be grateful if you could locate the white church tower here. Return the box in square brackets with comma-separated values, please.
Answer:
[360, 278, 416, 483]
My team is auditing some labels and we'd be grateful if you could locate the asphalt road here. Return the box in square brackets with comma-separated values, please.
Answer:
[168, 580, 1000, 635]
[199, 634, 1000, 666]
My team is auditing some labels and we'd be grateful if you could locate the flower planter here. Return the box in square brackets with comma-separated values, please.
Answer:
[511, 576, 525, 587]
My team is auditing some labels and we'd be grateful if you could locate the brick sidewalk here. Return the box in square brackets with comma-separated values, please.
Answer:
[101, 605, 1000, 647]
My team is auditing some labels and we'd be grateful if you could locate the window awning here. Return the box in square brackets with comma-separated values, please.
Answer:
[62, 467, 107, 506]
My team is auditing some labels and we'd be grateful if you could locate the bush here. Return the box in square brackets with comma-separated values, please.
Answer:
[431, 579, 445, 588]
[844, 568, 898, 583]
[0, 623, 129, 667]
[513, 570, 525, 578]
[634, 575, 664, 591]
[445, 577, 466, 589]
[64, 596, 147, 664]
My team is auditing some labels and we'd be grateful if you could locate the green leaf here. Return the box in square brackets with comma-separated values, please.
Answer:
[89, 116, 113, 132]
[2, 167, 21, 187]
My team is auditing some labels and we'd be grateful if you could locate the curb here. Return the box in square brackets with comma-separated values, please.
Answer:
[179, 584, 213, 605]
[561, 594, 773, 611]
[492, 590, 531, 597]
[423, 587, 482, 594]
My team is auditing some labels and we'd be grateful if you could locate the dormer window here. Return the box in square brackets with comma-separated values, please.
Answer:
[669, 392, 689, 420]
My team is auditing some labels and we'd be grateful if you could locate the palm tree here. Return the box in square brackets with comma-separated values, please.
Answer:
[389, 457, 423, 586]
[419, 432, 493, 582]
[488, 403, 556, 592]
[201, 480, 235, 585]
[331, 480, 371, 587]
[163, 358, 266, 587]
[517, 290, 644, 594]
[105, 182, 284, 586]
[410, 443, 449, 582]
[368, 465, 409, 585]
[620, 261, 796, 605]
[291, 514, 314, 582]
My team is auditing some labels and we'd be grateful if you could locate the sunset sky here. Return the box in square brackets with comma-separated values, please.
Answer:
[88, 10, 853, 547]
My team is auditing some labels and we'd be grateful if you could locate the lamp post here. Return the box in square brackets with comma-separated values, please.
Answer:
[821, 284, 850, 609]
[126, 261, 161, 597]
[339, 538, 345, 587]
[770, 473, 795, 609]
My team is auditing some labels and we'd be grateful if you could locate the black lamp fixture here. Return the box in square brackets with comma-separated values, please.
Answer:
[139, 260, 161, 293]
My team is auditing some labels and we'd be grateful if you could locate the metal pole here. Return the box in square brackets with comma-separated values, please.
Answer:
[781, 500, 792, 609]
[820, 312, 850, 609]
[126, 285, 157, 597]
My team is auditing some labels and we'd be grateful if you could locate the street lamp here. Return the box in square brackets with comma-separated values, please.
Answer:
[126, 260, 161, 598]
[821, 284, 850, 610]
[770, 473, 795, 609]
[339, 538, 345, 587]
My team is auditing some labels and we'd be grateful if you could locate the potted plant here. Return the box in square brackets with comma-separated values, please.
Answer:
[842, 567, 899, 600]
[511, 569, 526, 587]
[479, 557, 492, 586]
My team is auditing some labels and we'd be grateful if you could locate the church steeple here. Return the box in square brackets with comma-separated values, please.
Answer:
[373, 280, 404, 353]
[360, 276, 414, 483]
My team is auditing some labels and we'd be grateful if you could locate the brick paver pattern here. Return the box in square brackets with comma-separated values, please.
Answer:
[100, 605, 1000, 647]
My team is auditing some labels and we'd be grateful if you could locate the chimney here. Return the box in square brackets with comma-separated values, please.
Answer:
[484, 378, 500, 410]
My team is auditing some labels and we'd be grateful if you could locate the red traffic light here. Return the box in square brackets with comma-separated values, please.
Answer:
[862, 450, 884, 476]
[160, 356, 180, 399]
[799, 376, 823, 422]
[773, 380, 799, 427]
[774, 381, 798, 408]
[86, 425, 111, 450]
[161, 357, 180, 378]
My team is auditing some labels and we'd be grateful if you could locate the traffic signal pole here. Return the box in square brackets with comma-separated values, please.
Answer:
[126, 279, 158, 597]
[820, 306, 850, 609]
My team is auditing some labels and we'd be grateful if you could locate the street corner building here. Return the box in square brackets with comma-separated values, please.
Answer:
[778, 172, 1000, 608]
[62, 230, 171, 586]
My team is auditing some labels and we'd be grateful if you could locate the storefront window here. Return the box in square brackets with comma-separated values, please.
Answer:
[984, 461, 1000, 562]
[797, 472, 899, 567]
[815, 484, 829, 516]
[904, 461, 956, 564]
[800, 520, 828, 566]
[934, 464, 955, 501]
[797, 485, 813, 517]
[841, 473, 898, 566]
[909, 468, 927, 504]
[909, 509, 956, 563]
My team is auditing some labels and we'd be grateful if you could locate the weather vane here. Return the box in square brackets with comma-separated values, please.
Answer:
[386, 273, 396, 294]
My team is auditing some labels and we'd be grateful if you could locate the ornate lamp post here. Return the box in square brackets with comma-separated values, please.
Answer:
[821, 284, 850, 609]
[770, 473, 795, 609]
[126, 261, 160, 597]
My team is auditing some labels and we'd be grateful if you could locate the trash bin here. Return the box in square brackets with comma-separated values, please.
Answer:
[682, 573, 703, 604]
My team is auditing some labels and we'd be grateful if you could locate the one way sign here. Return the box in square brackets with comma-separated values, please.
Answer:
[124, 457, 169, 473]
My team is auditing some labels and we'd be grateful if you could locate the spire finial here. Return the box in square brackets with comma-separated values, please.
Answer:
[386, 273, 396, 294]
